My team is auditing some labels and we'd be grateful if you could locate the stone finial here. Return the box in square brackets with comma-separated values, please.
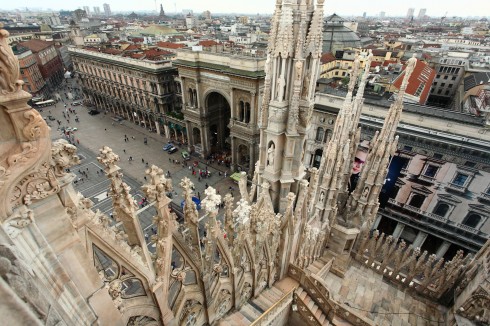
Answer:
[202, 186, 221, 214]
[179, 177, 194, 194]
[97, 146, 120, 174]
[142, 165, 172, 202]
[0, 23, 23, 94]
[233, 199, 251, 225]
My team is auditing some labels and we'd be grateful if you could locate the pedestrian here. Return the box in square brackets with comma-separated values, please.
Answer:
[105, 128, 107, 131]
[123, 149, 126, 153]
[76, 139, 79, 144]
[198, 192, 201, 200]
[141, 158, 144, 163]
[145, 162, 149, 167]
[205, 183, 209, 189]
[144, 176, 147, 181]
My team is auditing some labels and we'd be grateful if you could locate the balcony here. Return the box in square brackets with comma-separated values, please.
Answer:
[457, 223, 478, 234]
[446, 183, 467, 194]
[477, 192, 490, 204]
[403, 204, 422, 214]
[426, 212, 447, 223]
[418, 174, 436, 183]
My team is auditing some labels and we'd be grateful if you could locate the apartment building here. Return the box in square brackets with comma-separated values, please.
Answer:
[13, 45, 46, 96]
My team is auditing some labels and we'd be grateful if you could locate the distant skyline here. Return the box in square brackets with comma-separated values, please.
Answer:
[2, 0, 488, 17]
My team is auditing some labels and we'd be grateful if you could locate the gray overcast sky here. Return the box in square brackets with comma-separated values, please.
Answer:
[5, 0, 488, 17]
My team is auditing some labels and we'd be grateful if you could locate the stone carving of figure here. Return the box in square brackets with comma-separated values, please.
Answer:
[0, 23, 21, 93]
[267, 143, 275, 166]
[276, 75, 285, 101]
[362, 186, 369, 198]
[295, 61, 303, 82]
[319, 191, 325, 203]
[301, 74, 310, 98]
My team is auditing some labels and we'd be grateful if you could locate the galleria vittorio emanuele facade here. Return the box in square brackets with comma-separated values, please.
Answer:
[0, 1, 489, 325]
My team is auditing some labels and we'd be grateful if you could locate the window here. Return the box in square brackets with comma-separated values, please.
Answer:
[464, 161, 476, 168]
[433, 203, 450, 217]
[462, 214, 481, 228]
[443, 75, 448, 80]
[452, 173, 469, 187]
[445, 90, 450, 96]
[312, 149, 323, 168]
[316, 127, 324, 142]
[409, 193, 425, 208]
[323, 130, 331, 143]
[424, 164, 439, 178]
[441, 83, 446, 87]
[390, 185, 400, 199]
[451, 76, 456, 80]
[433, 153, 443, 159]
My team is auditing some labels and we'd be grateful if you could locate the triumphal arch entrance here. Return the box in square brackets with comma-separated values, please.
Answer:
[174, 50, 265, 175]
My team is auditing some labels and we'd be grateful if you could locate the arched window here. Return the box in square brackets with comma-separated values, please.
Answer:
[323, 129, 331, 143]
[239, 101, 245, 121]
[244, 102, 251, 123]
[463, 214, 481, 228]
[316, 127, 324, 142]
[433, 203, 450, 217]
[188, 88, 193, 106]
[193, 89, 198, 107]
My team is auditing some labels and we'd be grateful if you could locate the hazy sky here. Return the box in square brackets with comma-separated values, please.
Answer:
[5, 0, 488, 17]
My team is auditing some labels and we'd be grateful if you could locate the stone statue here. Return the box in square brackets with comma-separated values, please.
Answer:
[267, 143, 275, 166]
[0, 23, 22, 93]
[295, 61, 303, 82]
[276, 74, 285, 101]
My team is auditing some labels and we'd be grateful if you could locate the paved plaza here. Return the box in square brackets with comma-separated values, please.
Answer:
[40, 78, 244, 247]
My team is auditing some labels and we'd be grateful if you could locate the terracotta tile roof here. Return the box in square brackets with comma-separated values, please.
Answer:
[320, 52, 336, 64]
[143, 49, 173, 59]
[382, 59, 398, 67]
[19, 39, 53, 52]
[392, 60, 436, 105]
[130, 53, 145, 59]
[124, 44, 140, 51]
[199, 40, 219, 47]
[156, 41, 185, 49]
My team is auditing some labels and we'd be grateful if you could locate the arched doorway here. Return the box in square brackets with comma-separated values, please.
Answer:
[206, 92, 231, 154]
